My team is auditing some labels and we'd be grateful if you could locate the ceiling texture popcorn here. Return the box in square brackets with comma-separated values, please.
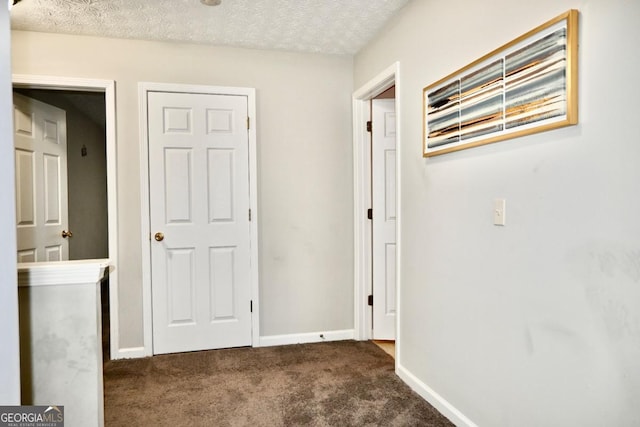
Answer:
[10, 0, 410, 55]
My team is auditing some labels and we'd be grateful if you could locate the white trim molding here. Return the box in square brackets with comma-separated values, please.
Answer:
[138, 82, 260, 357]
[11, 75, 120, 361]
[259, 330, 355, 347]
[17, 259, 110, 287]
[397, 364, 479, 427]
[114, 347, 147, 360]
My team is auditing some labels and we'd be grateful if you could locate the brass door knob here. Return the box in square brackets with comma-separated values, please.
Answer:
[62, 230, 73, 238]
[154, 232, 164, 242]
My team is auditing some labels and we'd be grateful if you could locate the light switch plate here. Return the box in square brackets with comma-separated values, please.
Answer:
[494, 199, 506, 226]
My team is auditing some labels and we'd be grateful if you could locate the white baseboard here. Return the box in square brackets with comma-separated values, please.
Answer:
[258, 329, 354, 347]
[112, 330, 355, 358]
[397, 363, 478, 427]
[112, 346, 148, 360]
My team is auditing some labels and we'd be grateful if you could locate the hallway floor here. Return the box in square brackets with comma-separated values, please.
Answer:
[373, 340, 395, 359]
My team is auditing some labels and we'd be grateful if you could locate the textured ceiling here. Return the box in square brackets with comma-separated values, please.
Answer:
[9, 0, 410, 55]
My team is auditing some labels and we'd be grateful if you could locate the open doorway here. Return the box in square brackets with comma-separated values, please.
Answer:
[353, 63, 400, 363]
[13, 89, 109, 260]
[371, 87, 397, 357]
[13, 87, 111, 359]
[12, 75, 119, 361]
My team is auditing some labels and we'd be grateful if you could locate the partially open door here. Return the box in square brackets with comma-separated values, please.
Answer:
[13, 93, 69, 262]
[372, 98, 396, 340]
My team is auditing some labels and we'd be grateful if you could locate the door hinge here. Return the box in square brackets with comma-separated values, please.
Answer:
[366, 121, 372, 133]
[249, 209, 252, 221]
[250, 300, 253, 313]
[368, 295, 373, 306]
[247, 117, 250, 130]
[367, 208, 373, 220]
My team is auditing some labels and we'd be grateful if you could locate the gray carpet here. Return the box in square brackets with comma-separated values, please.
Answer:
[103, 340, 454, 426]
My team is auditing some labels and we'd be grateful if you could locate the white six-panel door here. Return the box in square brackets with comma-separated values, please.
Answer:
[13, 93, 69, 263]
[372, 98, 396, 340]
[148, 91, 252, 354]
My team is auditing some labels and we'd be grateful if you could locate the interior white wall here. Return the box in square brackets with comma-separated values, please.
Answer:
[0, 5, 21, 404]
[65, 95, 109, 260]
[355, 0, 640, 425]
[11, 31, 354, 349]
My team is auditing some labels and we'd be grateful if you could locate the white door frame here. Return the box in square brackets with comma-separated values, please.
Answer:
[12, 74, 120, 359]
[352, 63, 401, 349]
[139, 82, 260, 356]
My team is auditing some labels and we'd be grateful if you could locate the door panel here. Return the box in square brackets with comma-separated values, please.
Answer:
[15, 149, 35, 226]
[13, 93, 69, 262]
[44, 245, 62, 261]
[208, 149, 234, 221]
[164, 148, 193, 222]
[209, 246, 236, 320]
[148, 91, 252, 354]
[372, 98, 396, 340]
[43, 153, 62, 224]
[167, 248, 196, 324]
